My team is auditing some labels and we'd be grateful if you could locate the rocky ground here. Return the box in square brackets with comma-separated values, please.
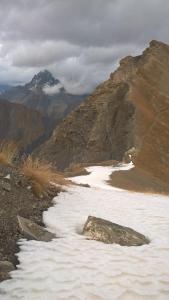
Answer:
[0, 164, 59, 282]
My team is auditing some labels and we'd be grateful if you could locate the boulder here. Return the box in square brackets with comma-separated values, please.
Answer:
[83, 216, 150, 246]
[0, 261, 15, 282]
[0, 261, 15, 273]
[17, 215, 56, 242]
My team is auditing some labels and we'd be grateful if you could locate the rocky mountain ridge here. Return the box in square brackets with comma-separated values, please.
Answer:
[38, 40, 169, 188]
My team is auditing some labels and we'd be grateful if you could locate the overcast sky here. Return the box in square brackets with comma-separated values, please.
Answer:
[0, 0, 168, 94]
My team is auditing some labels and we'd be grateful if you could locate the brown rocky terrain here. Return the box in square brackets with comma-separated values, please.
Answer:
[0, 164, 60, 281]
[38, 40, 169, 191]
[0, 99, 51, 153]
[109, 167, 169, 194]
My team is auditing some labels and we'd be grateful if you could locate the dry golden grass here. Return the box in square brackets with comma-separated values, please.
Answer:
[0, 141, 18, 165]
[22, 155, 69, 197]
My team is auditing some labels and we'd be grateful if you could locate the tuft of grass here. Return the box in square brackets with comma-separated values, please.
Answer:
[22, 155, 69, 197]
[0, 141, 18, 166]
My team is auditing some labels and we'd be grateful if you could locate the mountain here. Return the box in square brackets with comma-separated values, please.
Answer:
[38, 40, 169, 188]
[2, 70, 88, 125]
[25, 69, 60, 89]
[0, 98, 50, 152]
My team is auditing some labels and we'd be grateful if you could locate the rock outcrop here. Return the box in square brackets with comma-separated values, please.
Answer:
[38, 40, 169, 188]
[83, 216, 149, 246]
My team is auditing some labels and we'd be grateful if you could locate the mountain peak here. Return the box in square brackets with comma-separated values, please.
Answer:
[149, 39, 169, 48]
[27, 70, 60, 89]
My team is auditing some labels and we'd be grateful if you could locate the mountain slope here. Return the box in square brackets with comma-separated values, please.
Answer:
[2, 70, 87, 125]
[0, 84, 10, 94]
[0, 99, 50, 152]
[38, 40, 169, 187]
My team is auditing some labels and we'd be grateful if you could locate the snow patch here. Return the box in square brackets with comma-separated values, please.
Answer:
[70, 162, 134, 190]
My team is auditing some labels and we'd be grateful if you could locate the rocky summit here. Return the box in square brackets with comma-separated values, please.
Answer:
[38, 40, 169, 188]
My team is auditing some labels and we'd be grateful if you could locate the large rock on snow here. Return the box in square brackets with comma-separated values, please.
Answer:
[17, 215, 56, 242]
[83, 216, 149, 246]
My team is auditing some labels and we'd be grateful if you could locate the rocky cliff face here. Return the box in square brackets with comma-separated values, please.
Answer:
[38, 40, 169, 186]
[0, 99, 49, 152]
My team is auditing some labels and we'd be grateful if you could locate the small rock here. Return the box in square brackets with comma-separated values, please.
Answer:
[4, 174, 11, 180]
[17, 215, 56, 242]
[0, 261, 15, 273]
[79, 183, 90, 188]
[123, 147, 138, 163]
[83, 216, 150, 246]
[0, 181, 11, 192]
[0, 272, 11, 281]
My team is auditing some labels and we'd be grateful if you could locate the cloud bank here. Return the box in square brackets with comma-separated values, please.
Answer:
[43, 83, 64, 95]
[0, 0, 168, 94]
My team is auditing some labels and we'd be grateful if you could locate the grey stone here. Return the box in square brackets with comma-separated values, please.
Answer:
[17, 215, 56, 242]
[0, 261, 15, 273]
[83, 216, 150, 246]
[0, 181, 11, 192]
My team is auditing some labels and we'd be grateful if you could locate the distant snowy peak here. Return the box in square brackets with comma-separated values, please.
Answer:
[26, 70, 61, 92]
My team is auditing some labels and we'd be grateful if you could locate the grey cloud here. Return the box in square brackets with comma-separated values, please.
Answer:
[0, 0, 168, 93]
[11, 41, 80, 67]
[43, 83, 64, 95]
[0, 0, 168, 46]
[80, 44, 141, 65]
